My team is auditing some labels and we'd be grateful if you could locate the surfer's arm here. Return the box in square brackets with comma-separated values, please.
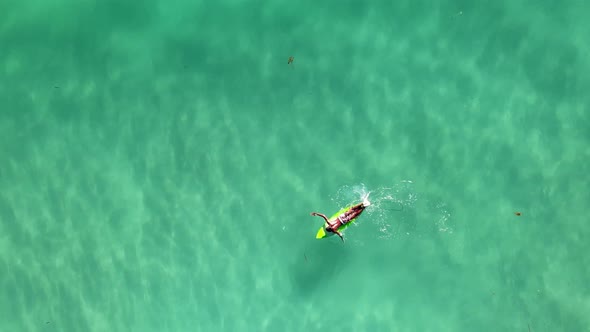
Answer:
[335, 230, 344, 242]
[310, 212, 330, 224]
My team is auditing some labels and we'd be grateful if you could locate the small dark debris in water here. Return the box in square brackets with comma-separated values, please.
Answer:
[54, 86, 60, 89]
[288, 56, 294, 65]
[514, 212, 522, 216]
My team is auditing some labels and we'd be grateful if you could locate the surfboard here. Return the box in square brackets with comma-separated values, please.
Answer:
[315, 205, 359, 239]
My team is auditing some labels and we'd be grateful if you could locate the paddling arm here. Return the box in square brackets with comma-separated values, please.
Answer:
[310, 212, 330, 224]
[335, 230, 344, 242]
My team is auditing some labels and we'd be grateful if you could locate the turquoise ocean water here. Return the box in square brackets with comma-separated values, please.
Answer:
[1, 1, 589, 331]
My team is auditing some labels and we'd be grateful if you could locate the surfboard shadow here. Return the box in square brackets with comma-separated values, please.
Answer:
[289, 240, 347, 298]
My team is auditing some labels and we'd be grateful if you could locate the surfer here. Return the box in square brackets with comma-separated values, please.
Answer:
[310, 194, 370, 242]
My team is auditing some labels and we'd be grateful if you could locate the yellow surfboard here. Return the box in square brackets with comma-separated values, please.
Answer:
[315, 205, 359, 239]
